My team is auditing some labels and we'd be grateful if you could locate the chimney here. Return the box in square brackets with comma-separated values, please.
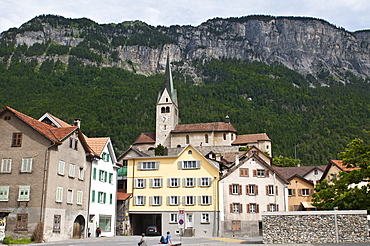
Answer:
[74, 119, 81, 128]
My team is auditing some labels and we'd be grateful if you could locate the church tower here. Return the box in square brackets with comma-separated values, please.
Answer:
[155, 55, 178, 147]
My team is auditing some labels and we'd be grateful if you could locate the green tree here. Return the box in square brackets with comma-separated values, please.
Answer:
[154, 144, 165, 156]
[272, 155, 301, 167]
[312, 134, 370, 210]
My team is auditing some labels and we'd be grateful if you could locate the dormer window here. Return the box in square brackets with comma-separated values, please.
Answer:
[166, 98, 168, 102]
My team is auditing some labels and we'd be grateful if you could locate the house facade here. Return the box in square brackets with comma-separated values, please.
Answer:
[219, 152, 288, 237]
[86, 137, 119, 237]
[0, 107, 94, 242]
[118, 145, 220, 237]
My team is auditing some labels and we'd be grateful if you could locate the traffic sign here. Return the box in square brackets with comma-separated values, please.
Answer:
[178, 219, 184, 225]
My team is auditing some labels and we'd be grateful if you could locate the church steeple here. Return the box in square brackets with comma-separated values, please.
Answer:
[155, 54, 179, 147]
[158, 54, 177, 106]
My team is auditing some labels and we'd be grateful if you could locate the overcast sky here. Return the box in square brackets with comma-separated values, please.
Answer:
[1, 0, 369, 33]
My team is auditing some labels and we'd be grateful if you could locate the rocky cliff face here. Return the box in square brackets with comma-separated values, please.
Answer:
[1, 15, 369, 83]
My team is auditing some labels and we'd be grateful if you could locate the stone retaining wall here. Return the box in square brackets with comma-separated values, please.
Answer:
[262, 210, 369, 244]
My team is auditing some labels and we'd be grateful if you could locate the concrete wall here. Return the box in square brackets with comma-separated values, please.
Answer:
[262, 210, 370, 244]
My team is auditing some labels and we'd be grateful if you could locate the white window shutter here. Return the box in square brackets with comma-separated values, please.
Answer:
[208, 195, 212, 205]
[150, 178, 153, 188]
[196, 160, 201, 168]
[143, 179, 146, 188]
[178, 161, 183, 169]
[138, 162, 143, 170]
[155, 161, 160, 170]
[160, 178, 163, 187]
[159, 196, 162, 205]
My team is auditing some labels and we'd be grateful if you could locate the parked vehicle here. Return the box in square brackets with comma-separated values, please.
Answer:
[145, 225, 160, 236]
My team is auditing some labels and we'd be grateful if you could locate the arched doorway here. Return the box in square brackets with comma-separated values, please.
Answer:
[72, 215, 85, 239]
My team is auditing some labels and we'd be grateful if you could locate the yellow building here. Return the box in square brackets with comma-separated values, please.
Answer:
[119, 144, 220, 237]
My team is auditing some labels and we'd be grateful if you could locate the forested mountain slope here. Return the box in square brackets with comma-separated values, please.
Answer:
[0, 15, 369, 165]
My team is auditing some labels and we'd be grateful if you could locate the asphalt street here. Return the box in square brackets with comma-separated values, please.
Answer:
[22, 235, 370, 246]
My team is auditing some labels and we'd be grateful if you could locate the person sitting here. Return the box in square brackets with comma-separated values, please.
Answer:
[138, 233, 147, 246]
[165, 231, 172, 245]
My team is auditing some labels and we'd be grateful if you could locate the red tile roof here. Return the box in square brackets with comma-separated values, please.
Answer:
[117, 191, 131, 201]
[86, 137, 109, 156]
[133, 132, 156, 144]
[1, 106, 78, 143]
[232, 133, 270, 145]
[331, 160, 359, 171]
[172, 122, 237, 133]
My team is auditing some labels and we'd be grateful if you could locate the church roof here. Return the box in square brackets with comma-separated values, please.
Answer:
[232, 133, 270, 145]
[133, 132, 156, 144]
[172, 122, 237, 133]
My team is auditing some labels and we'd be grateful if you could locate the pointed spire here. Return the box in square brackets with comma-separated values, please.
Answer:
[158, 53, 177, 105]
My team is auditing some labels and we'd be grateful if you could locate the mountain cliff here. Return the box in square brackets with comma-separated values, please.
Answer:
[1, 14, 369, 84]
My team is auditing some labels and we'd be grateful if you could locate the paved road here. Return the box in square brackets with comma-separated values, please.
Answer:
[24, 235, 370, 246]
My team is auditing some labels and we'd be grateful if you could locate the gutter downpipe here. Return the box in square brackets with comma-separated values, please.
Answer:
[40, 142, 56, 227]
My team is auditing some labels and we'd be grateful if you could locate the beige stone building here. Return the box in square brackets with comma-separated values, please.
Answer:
[0, 107, 96, 242]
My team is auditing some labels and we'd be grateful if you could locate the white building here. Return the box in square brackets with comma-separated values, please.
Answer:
[86, 137, 119, 237]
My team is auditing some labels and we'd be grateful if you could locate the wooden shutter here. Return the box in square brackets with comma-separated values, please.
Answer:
[255, 185, 259, 195]
[238, 184, 242, 195]
[265, 185, 269, 195]
[276, 204, 279, 211]
[266, 170, 270, 177]
[292, 189, 296, 196]
[298, 189, 302, 196]
[276, 186, 278, 195]
[229, 184, 233, 194]
[230, 203, 233, 213]
[247, 204, 250, 213]
[246, 185, 249, 195]
[256, 204, 259, 213]
[253, 169, 257, 177]
[239, 203, 243, 213]
[267, 204, 270, 211]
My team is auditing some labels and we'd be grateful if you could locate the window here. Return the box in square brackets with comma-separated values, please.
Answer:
[99, 170, 107, 182]
[300, 189, 310, 196]
[150, 178, 163, 188]
[138, 161, 159, 170]
[186, 135, 189, 144]
[314, 169, 318, 175]
[201, 213, 210, 223]
[134, 195, 145, 205]
[4, 116, 11, 120]
[199, 195, 212, 205]
[178, 160, 200, 169]
[199, 177, 211, 187]
[268, 203, 278, 212]
[246, 184, 258, 195]
[161, 107, 165, 113]
[56, 187, 63, 202]
[78, 167, 84, 180]
[69, 138, 73, 148]
[168, 178, 180, 187]
[69, 164, 75, 178]
[74, 139, 78, 150]
[223, 133, 226, 140]
[53, 215, 61, 233]
[15, 214, 28, 230]
[110, 193, 113, 204]
[134, 178, 146, 188]
[18, 185, 30, 201]
[21, 158, 33, 173]
[184, 195, 195, 206]
[102, 152, 110, 162]
[12, 133, 22, 147]
[168, 196, 179, 205]
[58, 161, 65, 175]
[77, 190, 83, 205]
[108, 173, 113, 183]
[247, 203, 259, 213]
[91, 190, 95, 202]
[239, 168, 249, 177]
[99, 216, 111, 232]
[67, 189, 73, 204]
[205, 134, 208, 143]
[0, 186, 9, 201]
[93, 168, 97, 180]
[229, 184, 242, 195]
[184, 177, 195, 187]
[150, 196, 162, 206]
[266, 185, 278, 196]
[1, 159, 12, 173]
[288, 189, 296, 196]
[169, 213, 178, 223]
[256, 169, 265, 177]
[98, 192, 106, 204]
[230, 203, 242, 213]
